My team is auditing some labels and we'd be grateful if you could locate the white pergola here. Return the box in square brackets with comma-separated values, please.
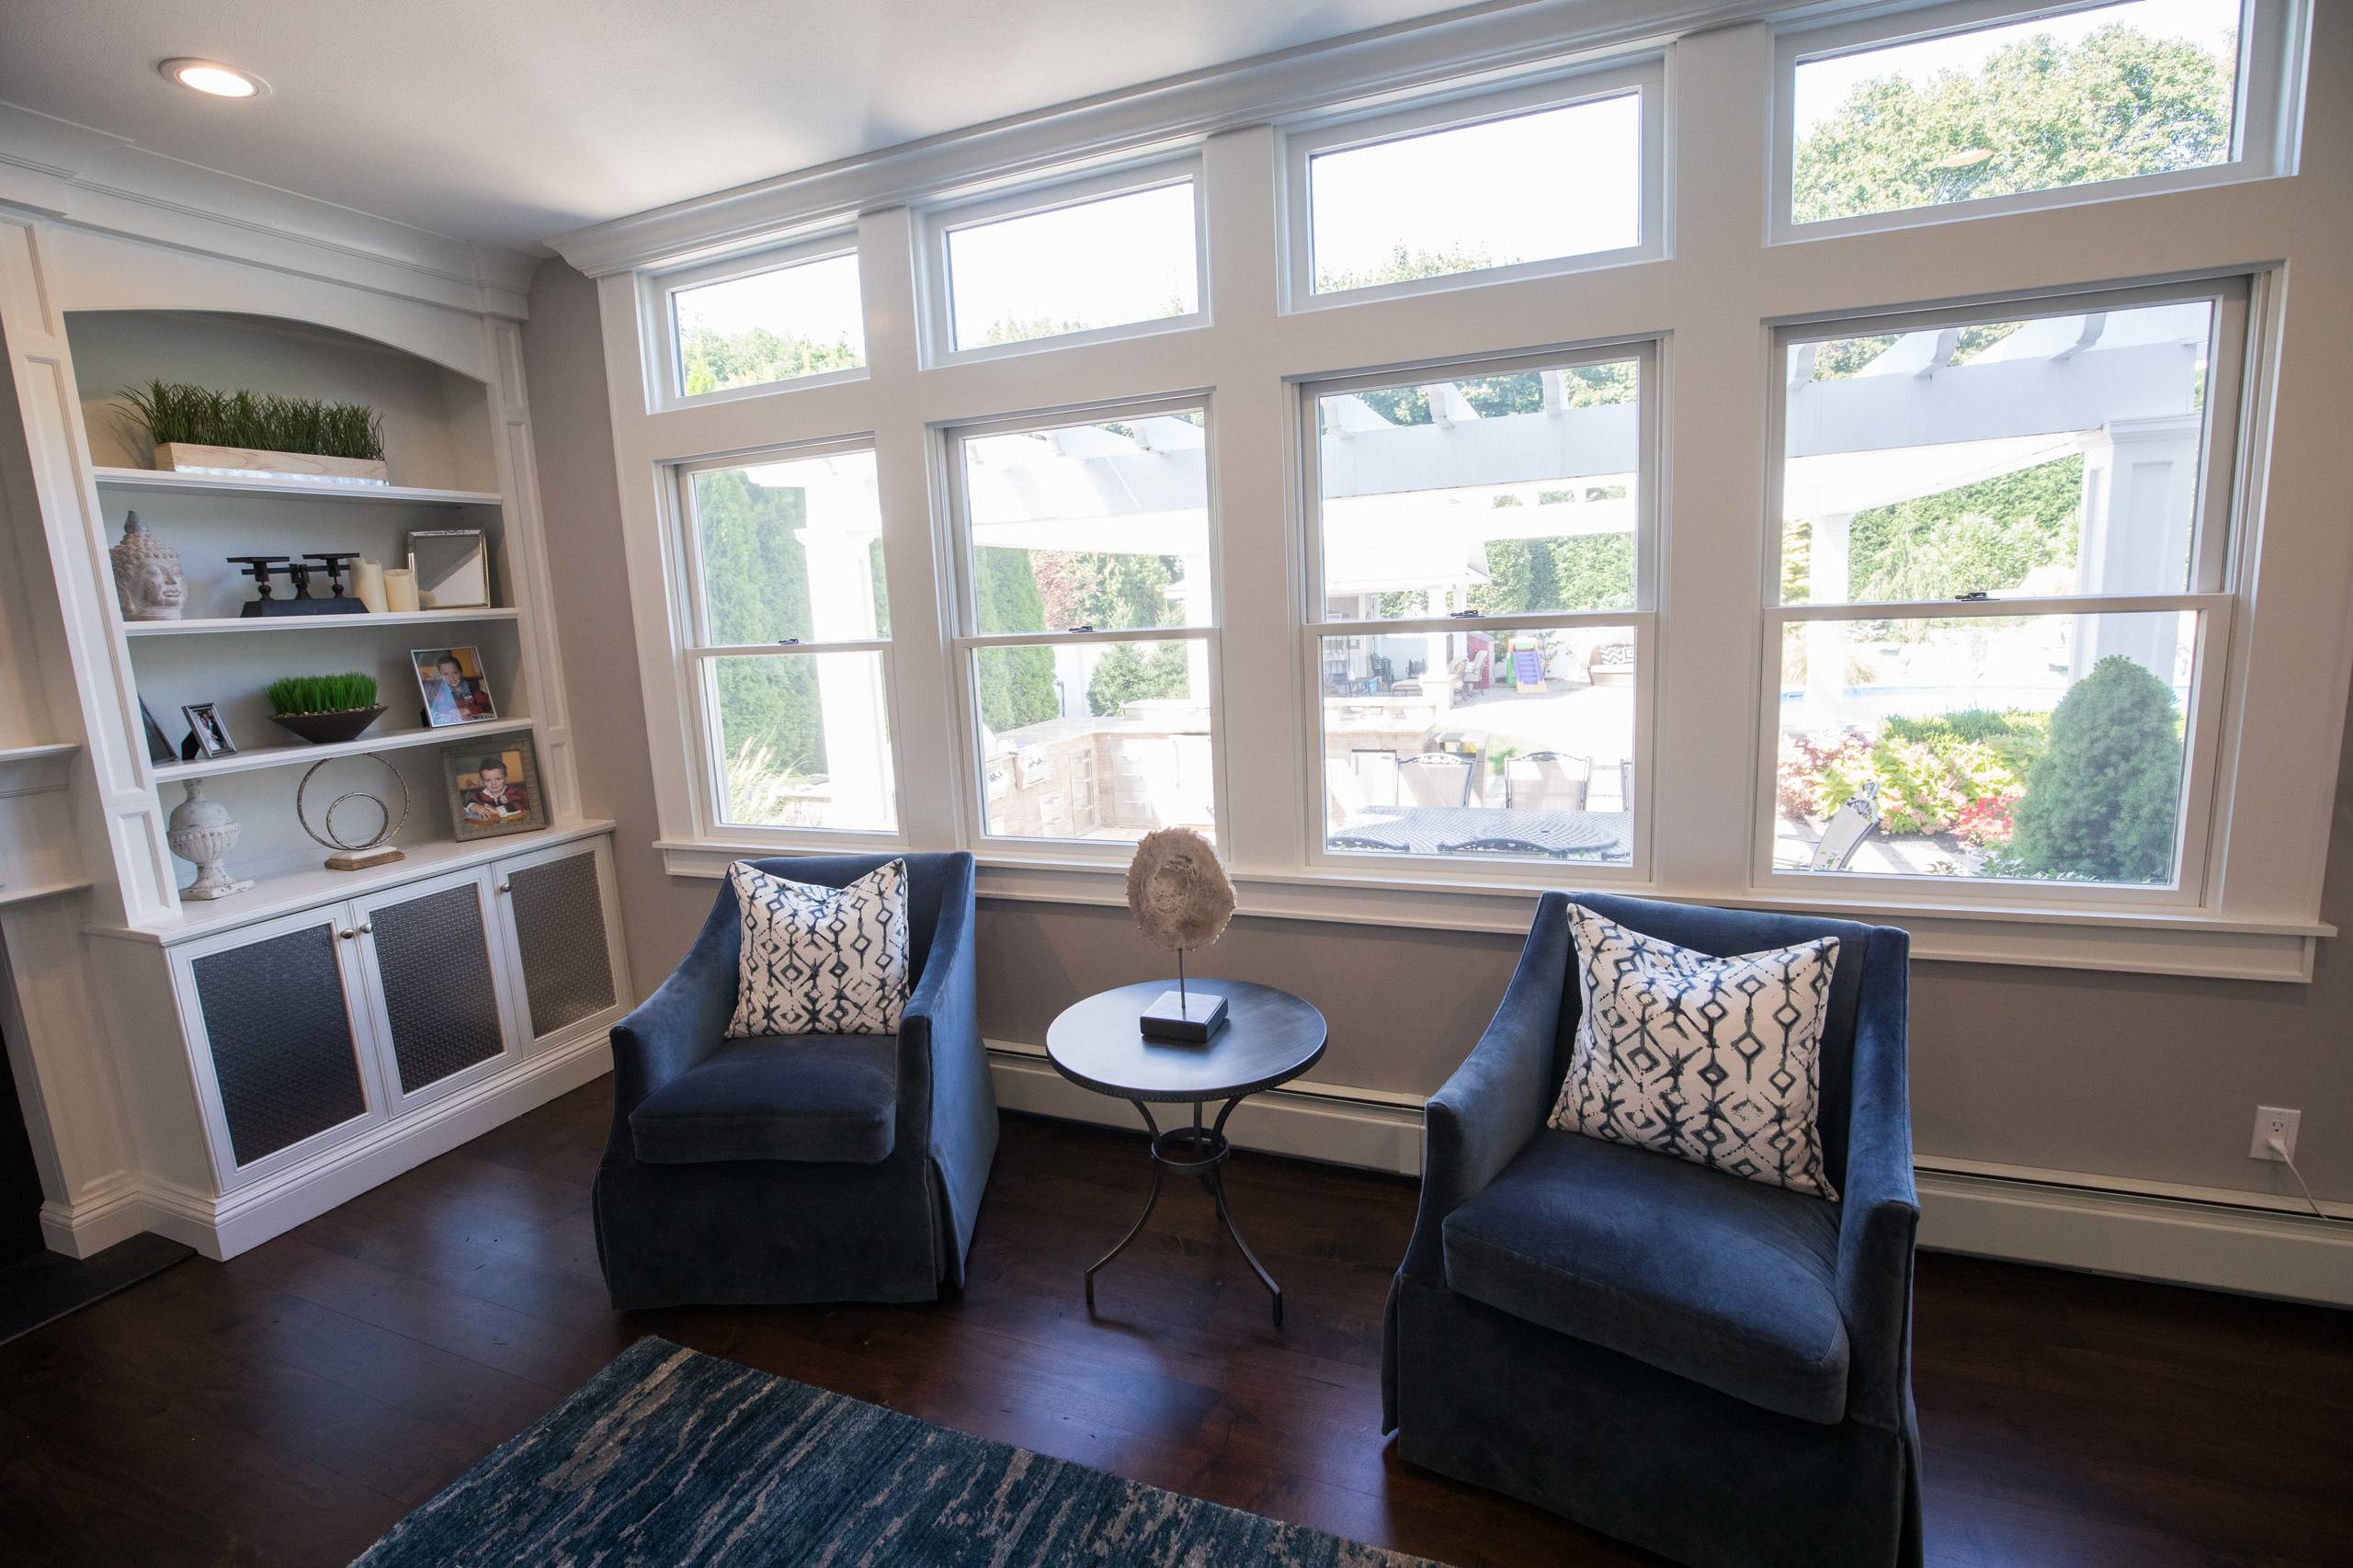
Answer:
[765, 304, 2209, 792]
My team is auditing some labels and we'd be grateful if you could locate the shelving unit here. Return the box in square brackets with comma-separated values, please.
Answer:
[151, 715, 535, 782]
[124, 608, 520, 637]
[92, 466, 503, 507]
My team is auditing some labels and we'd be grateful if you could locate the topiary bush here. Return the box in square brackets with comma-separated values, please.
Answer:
[1995, 655, 2184, 883]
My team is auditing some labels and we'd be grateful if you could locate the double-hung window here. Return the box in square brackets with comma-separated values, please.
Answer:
[655, 234, 866, 405]
[1764, 282, 2248, 893]
[676, 444, 899, 836]
[945, 404, 1221, 846]
[1303, 345, 1656, 869]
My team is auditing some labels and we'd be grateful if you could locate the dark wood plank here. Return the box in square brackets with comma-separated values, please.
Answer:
[0, 1085, 2346, 1568]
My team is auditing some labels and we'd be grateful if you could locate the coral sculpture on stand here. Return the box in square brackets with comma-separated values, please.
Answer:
[1125, 827, 1235, 1040]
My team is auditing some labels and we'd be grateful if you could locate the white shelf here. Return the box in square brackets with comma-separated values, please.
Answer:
[92, 466, 504, 507]
[152, 716, 535, 783]
[124, 608, 520, 637]
[0, 742, 80, 763]
[0, 878, 93, 908]
[85, 819, 615, 944]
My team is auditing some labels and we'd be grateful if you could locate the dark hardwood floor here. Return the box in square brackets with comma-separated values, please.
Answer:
[0, 1085, 2346, 1566]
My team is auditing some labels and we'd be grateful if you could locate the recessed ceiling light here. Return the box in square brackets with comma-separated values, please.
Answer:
[159, 58, 268, 98]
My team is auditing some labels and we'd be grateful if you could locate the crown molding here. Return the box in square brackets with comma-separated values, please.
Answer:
[0, 101, 540, 320]
[547, 0, 1826, 278]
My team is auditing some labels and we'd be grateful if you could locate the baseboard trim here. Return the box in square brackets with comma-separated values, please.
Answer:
[38, 1170, 148, 1259]
[1915, 1168, 2353, 1307]
[986, 1042, 2352, 1306]
[141, 1032, 615, 1261]
[985, 1040, 1423, 1176]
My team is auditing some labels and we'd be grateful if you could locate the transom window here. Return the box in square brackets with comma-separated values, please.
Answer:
[1288, 64, 1661, 305]
[946, 405, 1219, 845]
[927, 165, 1205, 358]
[677, 446, 897, 835]
[1303, 346, 1654, 869]
[661, 239, 865, 403]
[1779, 1, 2291, 234]
[1765, 284, 2246, 889]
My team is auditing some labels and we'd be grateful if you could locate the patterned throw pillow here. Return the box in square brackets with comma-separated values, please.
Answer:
[1549, 904, 1841, 1199]
[726, 859, 911, 1039]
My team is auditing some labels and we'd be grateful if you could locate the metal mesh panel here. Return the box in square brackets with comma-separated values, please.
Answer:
[373, 883, 506, 1094]
[192, 924, 368, 1166]
[508, 850, 614, 1040]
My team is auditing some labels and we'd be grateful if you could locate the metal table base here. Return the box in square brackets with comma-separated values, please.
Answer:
[1086, 1096, 1283, 1326]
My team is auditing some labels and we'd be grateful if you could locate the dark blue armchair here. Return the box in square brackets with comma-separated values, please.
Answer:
[593, 852, 997, 1310]
[1383, 892, 1920, 1568]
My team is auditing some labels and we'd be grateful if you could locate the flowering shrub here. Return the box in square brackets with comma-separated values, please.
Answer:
[1781, 709, 2046, 837]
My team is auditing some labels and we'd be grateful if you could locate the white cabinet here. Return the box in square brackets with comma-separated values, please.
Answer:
[152, 832, 626, 1210]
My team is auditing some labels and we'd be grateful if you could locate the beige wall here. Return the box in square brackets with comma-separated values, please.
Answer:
[524, 256, 2352, 1208]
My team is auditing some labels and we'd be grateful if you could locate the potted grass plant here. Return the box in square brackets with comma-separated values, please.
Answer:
[119, 380, 390, 485]
[266, 672, 385, 745]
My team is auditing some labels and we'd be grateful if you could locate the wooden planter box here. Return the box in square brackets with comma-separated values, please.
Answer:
[154, 442, 389, 486]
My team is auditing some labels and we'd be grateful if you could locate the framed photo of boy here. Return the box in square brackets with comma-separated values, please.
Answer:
[443, 738, 545, 841]
[412, 646, 498, 728]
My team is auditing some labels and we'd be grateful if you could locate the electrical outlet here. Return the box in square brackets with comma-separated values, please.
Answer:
[2251, 1106, 2301, 1162]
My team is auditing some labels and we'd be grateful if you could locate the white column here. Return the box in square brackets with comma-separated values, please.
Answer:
[2075, 414, 2200, 683]
[797, 470, 889, 819]
[1804, 512, 1852, 728]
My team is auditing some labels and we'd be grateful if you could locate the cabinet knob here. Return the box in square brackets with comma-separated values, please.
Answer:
[357, 923, 373, 935]
[495, 881, 511, 894]
[337, 928, 357, 940]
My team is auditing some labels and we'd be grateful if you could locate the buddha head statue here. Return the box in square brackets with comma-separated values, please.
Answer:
[109, 512, 185, 621]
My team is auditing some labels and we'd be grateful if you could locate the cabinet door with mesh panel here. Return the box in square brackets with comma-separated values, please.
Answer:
[494, 838, 627, 1050]
[177, 909, 378, 1178]
[356, 867, 518, 1110]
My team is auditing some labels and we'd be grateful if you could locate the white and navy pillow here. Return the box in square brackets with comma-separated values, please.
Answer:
[1549, 903, 1841, 1199]
[726, 859, 911, 1040]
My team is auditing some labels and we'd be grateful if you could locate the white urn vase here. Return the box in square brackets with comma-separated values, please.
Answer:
[167, 780, 254, 901]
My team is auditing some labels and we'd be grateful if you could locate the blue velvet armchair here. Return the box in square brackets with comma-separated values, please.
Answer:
[1383, 892, 1920, 1568]
[593, 852, 997, 1310]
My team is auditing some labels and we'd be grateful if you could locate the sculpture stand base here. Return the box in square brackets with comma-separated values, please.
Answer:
[325, 846, 404, 871]
[179, 865, 254, 902]
[1139, 988, 1227, 1042]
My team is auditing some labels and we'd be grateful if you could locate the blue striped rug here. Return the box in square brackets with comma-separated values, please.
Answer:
[353, 1336, 1446, 1566]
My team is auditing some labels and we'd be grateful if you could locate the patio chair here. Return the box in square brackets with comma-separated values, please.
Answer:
[1399, 750, 1473, 807]
[1505, 752, 1592, 812]
[1437, 837, 1561, 858]
[1809, 781, 1882, 872]
[1329, 834, 1404, 853]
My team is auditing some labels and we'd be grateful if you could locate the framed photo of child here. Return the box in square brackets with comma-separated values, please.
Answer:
[412, 646, 498, 728]
[442, 738, 545, 841]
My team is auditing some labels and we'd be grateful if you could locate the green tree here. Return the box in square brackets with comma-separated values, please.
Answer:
[680, 324, 860, 395]
[1086, 642, 1192, 716]
[1793, 23, 2234, 223]
[691, 469, 825, 779]
[2000, 654, 2183, 882]
[972, 550, 1059, 733]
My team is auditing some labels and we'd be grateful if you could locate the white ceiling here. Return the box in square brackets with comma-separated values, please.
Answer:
[0, 0, 1493, 256]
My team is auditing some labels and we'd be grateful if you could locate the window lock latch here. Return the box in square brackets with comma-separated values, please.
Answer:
[777, 636, 801, 645]
[1067, 623, 1095, 633]
[1449, 608, 1480, 619]
[1953, 591, 1991, 602]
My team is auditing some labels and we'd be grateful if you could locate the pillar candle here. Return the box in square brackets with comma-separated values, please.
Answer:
[382, 566, 419, 614]
[354, 558, 387, 614]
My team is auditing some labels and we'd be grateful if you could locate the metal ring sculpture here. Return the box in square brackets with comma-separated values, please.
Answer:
[295, 752, 410, 857]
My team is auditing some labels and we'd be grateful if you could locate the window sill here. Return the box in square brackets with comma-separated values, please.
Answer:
[656, 841, 2330, 983]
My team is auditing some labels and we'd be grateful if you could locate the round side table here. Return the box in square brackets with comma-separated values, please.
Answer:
[1045, 980, 1326, 1326]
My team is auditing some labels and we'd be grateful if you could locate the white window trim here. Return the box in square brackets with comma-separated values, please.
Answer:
[916, 158, 1211, 368]
[669, 439, 910, 851]
[938, 395, 1227, 858]
[1752, 277, 2252, 905]
[1280, 58, 1666, 312]
[585, 10, 2349, 984]
[1296, 340, 1660, 884]
[644, 231, 870, 412]
[1771, 0, 2305, 246]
